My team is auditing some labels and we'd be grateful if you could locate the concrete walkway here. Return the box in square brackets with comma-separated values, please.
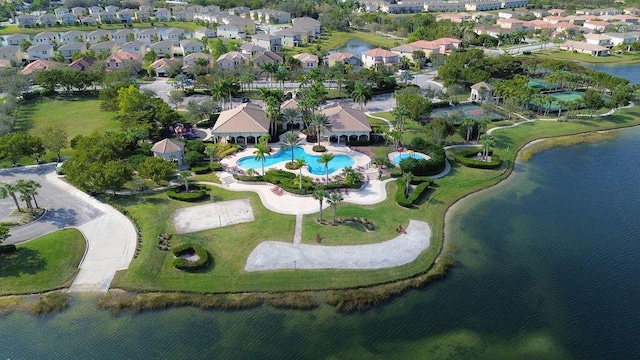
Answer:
[293, 213, 303, 244]
[45, 173, 137, 292]
[245, 220, 431, 271]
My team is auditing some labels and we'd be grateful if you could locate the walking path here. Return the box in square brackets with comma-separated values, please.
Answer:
[45, 173, 137, 292]
[293, 214, 303, 244]
[245, 220, 431, 271]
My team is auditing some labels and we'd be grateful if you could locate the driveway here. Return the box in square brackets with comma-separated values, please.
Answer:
[0, 165, 136, 292]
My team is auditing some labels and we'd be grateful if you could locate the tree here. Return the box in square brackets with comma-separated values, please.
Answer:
[0, 225, 9, 244]
[426, 116, 454, 146]
[313, 189, 329, 221]
[96, 161, 132, 195]
[0, 133, 42, 166]
[279, 132, 301, 166]
[582, 89, 604, 117]
[327, 192, 344, 223]
[169, 90, 185, 110]
[0, 183, 21, 212]
[281, 107, 302, 131]
[15, 179, 36, 214]
[178, 170, 193, 192]
[351, 82, 372, 110]
[394, 87, 431, 122]
[253, 140, 272, 176]
[174, 74, 189, 91]
[398, 70, 414, 85]
[461, 117, 476, 142]
[293, 157, 307, 190]
[205, 146, 217, 163]
[479, 133, 495, 161]
[401, 172, 413, 198]
[391, 106, 411, 132]
[42, 127, 68, 162]
[138, 157, 176, 183]
[307, 113, 331, 147]
[318, 153, 335, 185]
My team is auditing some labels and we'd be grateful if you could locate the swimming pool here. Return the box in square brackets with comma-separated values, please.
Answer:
[392, 152, 430, 165]
[237, 146, 355, 175]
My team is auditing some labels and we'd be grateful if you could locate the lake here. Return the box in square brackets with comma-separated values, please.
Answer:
[330, 39, 373, 58]
[2, 64, 640, 359]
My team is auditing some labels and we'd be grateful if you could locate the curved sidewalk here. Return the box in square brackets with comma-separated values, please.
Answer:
[45, 173, 137, 292]
[245, 220, 431, 271]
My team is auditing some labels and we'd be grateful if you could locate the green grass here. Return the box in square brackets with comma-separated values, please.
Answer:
[528, 49, 640, 64]
[0, 21, 201, 35]
[0, 229, 86, 295]
[285, 30, 402, 55]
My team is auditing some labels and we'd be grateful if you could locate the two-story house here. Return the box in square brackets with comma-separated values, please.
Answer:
[293, 53, 319, 71]
[216, 51, 248, 70]
[148, 40, 174, 57]
[137, 28, 159, 45]
[113, 29, 137, 45]
[155, 8, 171, 21]
[0, 46, 23, 64]
[251, 34, 281, 52]
[17, 15, 37, 28]
[216, 25, 246, 39]
[86, 29, 111, 44]
[60, 30, 86, 44]
[5, 34, 30, 46]
[361, 48, 399, 68]
[121, 40, 147, 55]
[179, 39, 204, 56]
[57, 42, 87, 60]
[26, 44, 55, 61]
[33, 32, 59, 46]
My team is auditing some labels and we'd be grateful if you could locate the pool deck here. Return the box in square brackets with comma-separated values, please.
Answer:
[388, 151, 431, 166]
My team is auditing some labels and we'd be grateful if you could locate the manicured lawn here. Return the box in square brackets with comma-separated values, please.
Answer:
[285, 30, 402, 55]
[0, 229, 86, 295]
[529, 49, 640, 64]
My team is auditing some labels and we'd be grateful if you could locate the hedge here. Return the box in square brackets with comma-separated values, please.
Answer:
[234, 169, 361, 195]
[0, 244, 17, 254]
[191, 164, 212, 174]
[453, 149, 502, 169]
[172, 243, 210, 271]
[395, 179, 432, 208]
[167, 185, 208, 202]
[347, 140, 371, 146]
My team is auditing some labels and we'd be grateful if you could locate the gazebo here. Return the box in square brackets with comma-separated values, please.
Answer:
[470, 81, 494, 103]
[151, 138, 185, 165]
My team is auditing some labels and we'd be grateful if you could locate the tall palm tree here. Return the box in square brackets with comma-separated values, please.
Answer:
[25, 180, 41, 209]
[178, 170, 192, 192]
[318, 153, 335, 185]
[312, 188, 329, 221]
[475, 117, 491, 141]
[282, 132, 301, 165]
[259, 61, 278, 88]
[15, 179, 35, 214]
[401, 172, 413, 198]
[351, 82, 372, 111]
[391, 106, 410, 132]
[253, 140, 272, 176]
[281, 108, 302, 131]
[308, 113, 332, 147]
[274, 67, 289, 89]
[461, 117, 476, 142]
[210, 81, 226, 110]
[479, 134, 495, 161]
[327, 192, 344, 224]
[0, 183, 21, 212]
[293, 157, 307, 190]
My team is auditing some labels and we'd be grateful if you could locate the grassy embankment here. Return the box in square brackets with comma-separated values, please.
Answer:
[0, 229, 86, 295]
[109, 103, 640, 297]
[285, 30, 401, 55]
[528, 49, 640, 64]
[1, 95, 119, 168]
[0, 21, 201, 36]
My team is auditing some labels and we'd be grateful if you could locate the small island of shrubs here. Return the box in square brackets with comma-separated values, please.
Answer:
[172, 243, 211, 271]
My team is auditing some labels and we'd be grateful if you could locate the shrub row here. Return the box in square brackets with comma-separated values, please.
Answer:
[396, 179, 432, 208]
[0, 244, 17, 254]
[347, 140, 371, 146]
[192, 162, 222, 174]
[454, 149, 502, 169]
[172, 243, 210, 271]
[167, 185, 208, 202]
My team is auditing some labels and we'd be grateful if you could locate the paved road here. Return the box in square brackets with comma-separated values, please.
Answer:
[1, 164, 103, 244]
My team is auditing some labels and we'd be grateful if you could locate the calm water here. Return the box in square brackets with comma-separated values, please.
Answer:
[392, 151, 429, 165]
[2, 65, 640, 359]
[330, 39, 373, 58]
[588, 62, 640, 84]
[236, 146, 354, 175]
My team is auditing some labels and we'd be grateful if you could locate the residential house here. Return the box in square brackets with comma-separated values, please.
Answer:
[179, 39, 204, 55]
[251, 9, 291, 24]
[68, 56, 96, 71]
[135, 10, 150, 22]
[88, 6, 103, 17]
[38, 14, 57, 27]
[325, 52, 358, 66]
[251, 34, 282, 52]
[390, 44, 421, 60]
[225, 17, 256, 35]
[0, 59, 11, 69]
[155, 8, 171, 21]
[104, 5, 119, 13]
[408, 38, 461, 56]
[436, 12, 473, 23]
[26, 44, 55, 61]
[105, 51, 142, 72]
[53, 7, 68, 17]
[86, 29, 111, 44]
[57, 12, 78, 26]
[151, 138, 185, 165]
[60, 30, 86, 44]
[148, 40, 174, 57]
[228, 6, 250, 17]
[465, 1, 502, 11]
[474, 24, 514, 37]
[57, 42, 87, 60]
[16, 15, 38, 28]
[361, 48, 399, 68]
[523, 19, 557, 31]
[121, 41, 147, 55]
[202, 5, 221, 13]
[604, 31, 640, 46]
[172, 11, 191, 21]
[252, 50, 283, 68]
[211, 103, 270, 144]
[530, 9, 548, 18]
[292, 17, 322, 39]
[182, 52, 214, 70]
[116, 9, 134, 23]
[89, 41, 119, 56]
[547, 8, 567, 16]
[543, 16, 567, 24]
[21, 59, 63, 75]
[151, 58, 180, 77]
[33, 32, 58, 46]
[5, 34, 30, 46]
[113, 29, 138, 45]
[71, 7, 87, 16]
[216, 51, 249, 70]
[560, 40, 609, 56]
[293, 53, 318, 71]
[424, 2, 466, 12]
[239, 43, 266, 57]
[165, 28, 185, 44]
[584, 33, 613, 47]
[98, 12, 116, 24]
[139, 5, 152, 13]
[583, 20, 616, 32]
[625, 7, 640, 15]
[137, 28, 159, 45]
[320, 104, 371, 144]
[554, 22, 580, 33]
[186, 5, 204, 13]
[501, 0, 528, 8]
[496, 18, 525, 30]
[275, 27, 306, 47]
[216, 25, 246, 39]
[80, 16, 97, 26]
[194, 28, 217, 40]
[0, 46, 23, 64]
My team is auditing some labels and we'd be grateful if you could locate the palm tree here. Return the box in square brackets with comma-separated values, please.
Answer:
[259, 61, 278, 88]
[293, 157, 307, 190]
[25, 180, 41, 209]
[461, 117, 476, 142]
[479, 134, 495, 161]
[274, 67, 289, 89]
[0, 183, 22, 212]
[401, 172, 413, 198]
[391, 106, 410, 132]
[308, 113, 332, 147]
[476, 117, 491, 141]
[178, 170, 192, 192]
[318, 153, 335, 185]
[253, 140, 272, 176]
[327, 192, 344, 223]
[351, 82, 372, 111]
[282, 132, 301, 165]
[281, 108, 302, 131]
[15, 179, 35, 214]
[313, 188, 329, 221]
[205, 146, 217, 164]
[210, 81, 226, 110]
